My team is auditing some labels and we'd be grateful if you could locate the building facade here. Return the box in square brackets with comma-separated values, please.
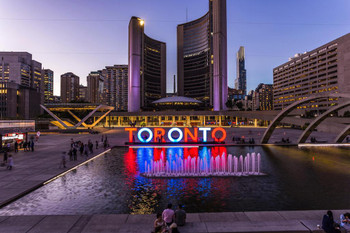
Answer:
[235, 46, 247, 95]
[79, 85, 88, 102]
[177, 0, 227, 111]
[0, 82, 41, 119]
[61, 72, 80, 103]
[273, 33, 350, 114]
[128, 17, 166, 112]
[102, 65, 128, 111]
[87, 71, 104, 104]
[253, 83, 273, 111]
[42, 69, 54, 103]
[0, 52, 43, 119]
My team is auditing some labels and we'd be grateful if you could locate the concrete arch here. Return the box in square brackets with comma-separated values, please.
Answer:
[260, 93, 350, 144]
[334, 125, 350, 143]
[298, 100, 350, 143]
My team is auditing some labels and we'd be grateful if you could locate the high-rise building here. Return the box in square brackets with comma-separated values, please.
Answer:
[102, 65, 128, 111]
[177, 0, 227, 111]
[87, 71, 104, 104]
[0, 52, 43, 93]
[0, 52, 43, 119]
[79, 85, 88, 102]
[128, 17, 166, 112]
[42, 69, 54, 103]
[253, 83, 273, 111]
[273, 33, 350, 113]
[61, 72, 79, 103]
[235, 46, 247, 95]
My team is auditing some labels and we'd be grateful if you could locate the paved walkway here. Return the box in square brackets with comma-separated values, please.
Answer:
[0, 131, 121, 207]
[1, 209, 350, 232]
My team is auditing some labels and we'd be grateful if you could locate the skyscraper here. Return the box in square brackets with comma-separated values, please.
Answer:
[42, 69, 54, 103]
[235, 46, 247, 95]
[128, 17, 166, 112]
[61, 72, 79, 103]
[177, 0, 227, 111]
[87, 71, 104, 104]
[102, 65, 128, 111]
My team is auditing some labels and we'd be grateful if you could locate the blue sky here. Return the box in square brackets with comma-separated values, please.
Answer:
[1, 0, 349, 96]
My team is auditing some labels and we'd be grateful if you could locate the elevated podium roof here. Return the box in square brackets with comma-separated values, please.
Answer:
[44, 103, 114, 111]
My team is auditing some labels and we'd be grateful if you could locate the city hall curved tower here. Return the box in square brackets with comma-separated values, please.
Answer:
[128, 17, 166, 112]
[177, 0, 227, 111]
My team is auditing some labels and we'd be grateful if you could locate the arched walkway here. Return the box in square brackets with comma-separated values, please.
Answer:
[260, 93, 350, 144]
[298, 100, 350, 143]
[335, 125, 350, 143]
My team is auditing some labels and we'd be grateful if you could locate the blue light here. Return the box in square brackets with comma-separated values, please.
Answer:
[168, 128, 183, 143]
[137, 128, 153, 143]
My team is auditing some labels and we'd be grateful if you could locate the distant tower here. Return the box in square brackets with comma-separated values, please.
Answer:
[235, 46, 247, 95]
[177, 0, 227, 111]
[61, 72, 79, 103]
[128, 17, 166, 112]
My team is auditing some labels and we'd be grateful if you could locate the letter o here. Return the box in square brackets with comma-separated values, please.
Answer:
[168, 128, 183, 143]
[137, 128, 153, 143]
[211, 127, 227, 142]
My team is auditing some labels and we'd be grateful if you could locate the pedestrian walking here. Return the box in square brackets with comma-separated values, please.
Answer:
[79, 143, 84, 156]
[68, 149, 73, 161]
[84, 144, 89, 158]
[88, 140, 93, 154]
[95, 140, 98, 149]
[14, 141, 18, 153]
[2, 151, 8, 167]
[101, 135, 104, 142]
[30, 141, 35, 152]
[73, 146, 77, 161]
[7, 154, 13, 170]
[23, 141, 27, 152]
[59, 152, 67, 168]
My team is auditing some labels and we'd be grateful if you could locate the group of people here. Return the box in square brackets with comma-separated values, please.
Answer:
[322, 210, 350, 233]
[153, 204, 186, 233]
[59, 136, 109, 169]
[1, 150, 13, 170]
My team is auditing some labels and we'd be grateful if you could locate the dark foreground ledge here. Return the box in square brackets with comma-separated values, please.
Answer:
[1, 209, 349, 233]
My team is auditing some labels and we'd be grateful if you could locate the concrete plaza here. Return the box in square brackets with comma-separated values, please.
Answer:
[0, 127, 347, 232]
[1, 209, 350, 233]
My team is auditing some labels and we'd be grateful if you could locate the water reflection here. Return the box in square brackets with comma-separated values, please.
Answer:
[0, 146, 349, 215]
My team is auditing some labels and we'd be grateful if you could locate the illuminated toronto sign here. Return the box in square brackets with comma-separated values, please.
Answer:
[125, 127, 227, 143]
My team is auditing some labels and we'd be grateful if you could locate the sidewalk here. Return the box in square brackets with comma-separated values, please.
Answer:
[0, 131, 117, 208]
[1, 209, 349, 233]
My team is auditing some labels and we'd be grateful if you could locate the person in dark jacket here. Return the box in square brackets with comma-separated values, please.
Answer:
[322, 210, 340, 233]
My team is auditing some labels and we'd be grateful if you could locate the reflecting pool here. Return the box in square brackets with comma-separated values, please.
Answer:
[0, 145, 350, 215]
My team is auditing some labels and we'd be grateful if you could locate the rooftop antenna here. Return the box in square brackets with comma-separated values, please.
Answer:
[173, 75, 176, 96]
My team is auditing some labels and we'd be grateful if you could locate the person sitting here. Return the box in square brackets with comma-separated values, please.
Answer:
[169, 223, 180, 233]
[175, 204, 186, 226]
[322, 210, 340, 233]
[340, 212, 350, 231]
[154, 213, 166, 233]
[162, 203, 175, 227]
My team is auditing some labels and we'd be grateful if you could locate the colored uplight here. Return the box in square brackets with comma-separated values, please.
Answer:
[168, 128, 183, 143]
[137, 128, 153, 143]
